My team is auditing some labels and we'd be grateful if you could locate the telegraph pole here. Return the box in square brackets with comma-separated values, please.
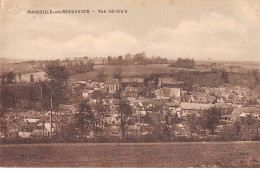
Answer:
[50, 96, 53, 139]
[120, 97, 124, 138]
[56, 106, 58, 138]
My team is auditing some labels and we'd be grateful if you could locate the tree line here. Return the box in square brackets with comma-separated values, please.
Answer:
[107, 52, 168, 65]
[63, 59, 94, 75]
[0, 61, 70, 116]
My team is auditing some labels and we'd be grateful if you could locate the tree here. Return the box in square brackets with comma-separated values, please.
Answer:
[170, 58, 195, 69]
[0, 118, 7, 137]
[252, 69, 260, 85]
[113, 67, 122, 80]
[163, 124, 171, 141]
[244, 114, 259, 137]
[1, 71, 16, 85]
[143, 74, 159, 89]
[38, 81, 51, 110]
[26, 84, 41, 108]
[233, 120, 241, 137]
[124, 53, 132, 60]
[94, 98, 110, 135]
[75, 100, 95, 137]
[117, 56, 123, 65]
[86, 60, 94, 71]
[118, 99, 132, 138]
[139, 86, 155, 99]
[187, 114, 198, 136]
[0, 86, 16, 110]
[18, 72, 22, 82]
[141, 114, 153, 125]
[140, 74, 159, 98]
[171, 113, 180, 126]
[79, 60, 85, 73]
[165, 113, 169, 125]
[221, 71, 229, 83]
[46, 61, 69, 106]
[45, 60, 69, 139]
[97, 68, 106, 82]
[133, 52, 146, 65]
[151, 101, 164, 123]
[30, 74, 34, 83]
[107, 56, 112, 64]
[13, 84, 41, 109]
[46, 60, 69, 81]
[200, 107, 222, 137]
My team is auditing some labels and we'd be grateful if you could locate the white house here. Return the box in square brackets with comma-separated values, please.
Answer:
[109, 79, 120, 94]
[82, 89, 95, 98]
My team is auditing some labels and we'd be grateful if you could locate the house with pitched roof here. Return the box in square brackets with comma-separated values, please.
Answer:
[123, 86, 139, 98]
[109, 79, 120, 93]
[180, 102, 214, 120]
[58, 104, 77, 115]
[82, 89, 95, 98]
[154, 87, 181, 100]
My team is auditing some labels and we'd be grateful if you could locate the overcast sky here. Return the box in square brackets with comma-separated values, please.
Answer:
[1, 0, 260, 61]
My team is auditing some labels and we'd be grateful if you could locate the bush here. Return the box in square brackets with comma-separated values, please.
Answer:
[169, 58, 195, 69]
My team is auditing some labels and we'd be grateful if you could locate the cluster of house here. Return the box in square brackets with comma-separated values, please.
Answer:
[0, 105, 76, 139]
[74, 78, 260, 137]
[1, 77, 260, 139]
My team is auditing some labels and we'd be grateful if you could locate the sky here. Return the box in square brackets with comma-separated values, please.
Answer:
[1, 0, 260, 61]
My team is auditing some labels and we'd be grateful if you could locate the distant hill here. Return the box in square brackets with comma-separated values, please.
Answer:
[0, 58, 25, 64]
[0, 58, 35, 74]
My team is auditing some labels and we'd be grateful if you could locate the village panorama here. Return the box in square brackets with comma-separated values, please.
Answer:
[0, 53, 260, 144]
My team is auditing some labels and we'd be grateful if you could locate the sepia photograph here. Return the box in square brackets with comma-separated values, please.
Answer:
[0, 0, 260, 168]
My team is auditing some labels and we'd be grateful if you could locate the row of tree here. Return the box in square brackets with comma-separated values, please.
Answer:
[61, 60, 94, 75]
[0, 71, 16, 85]
[107, 52, 168, 65]
[0, 61, 70, 116]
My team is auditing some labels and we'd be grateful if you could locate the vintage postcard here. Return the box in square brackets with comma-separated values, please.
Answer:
[0, 0, 260, 168]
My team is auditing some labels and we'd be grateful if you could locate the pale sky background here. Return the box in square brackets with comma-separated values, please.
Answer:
[1, 0, 260, 61]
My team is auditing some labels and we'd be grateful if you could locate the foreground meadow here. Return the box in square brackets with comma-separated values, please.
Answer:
[1, 141, 260, 167]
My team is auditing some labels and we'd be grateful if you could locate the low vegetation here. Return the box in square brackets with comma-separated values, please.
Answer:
[169, 58, 195, 69]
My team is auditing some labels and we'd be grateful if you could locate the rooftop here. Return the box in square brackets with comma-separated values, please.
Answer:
[109, 79, 119, 85]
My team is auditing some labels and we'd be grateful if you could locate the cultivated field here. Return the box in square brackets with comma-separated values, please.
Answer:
[70, 61, 260, 82]
[70, 64, 184, 81]
[196, 60, 260, 73]
[0, 62, 36, 74]
[20, 71, 46, 82]
[1, 142, 260, 167]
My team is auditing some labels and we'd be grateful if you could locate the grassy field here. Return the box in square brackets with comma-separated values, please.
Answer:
[1, 141, 260, 167]
[70, 64, 191, 81]
[69, 64, 259, 89]
[196, 60, 260, 73]
[20, 71, 46, 82]
[70, 61, 260, 82]
[0, 62, 36, 74]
